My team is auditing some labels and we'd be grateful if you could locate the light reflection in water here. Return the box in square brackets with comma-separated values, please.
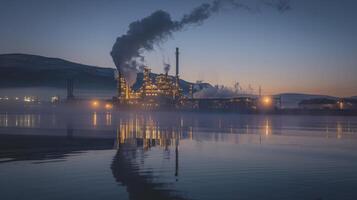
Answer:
[112, 115, 188, 200]
[92, 112, 97, 127]
[337, 121, 343, 139]
[106, 112, 112, 126]
[0, 113, 8, 127]
[265, 119, 271, 136]
[1, 113, 357, 200]
[0, 114, 40, 128]
[109, 114, 357, 200]
[115, 115, 189, 151]
[0, 112, 356, 138]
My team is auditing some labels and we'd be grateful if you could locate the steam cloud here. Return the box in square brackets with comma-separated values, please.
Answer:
[194, 82, 256, 98]
[111, 0, 290, 86]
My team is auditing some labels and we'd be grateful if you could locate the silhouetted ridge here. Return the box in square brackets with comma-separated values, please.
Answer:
[0, 54, 208, 94]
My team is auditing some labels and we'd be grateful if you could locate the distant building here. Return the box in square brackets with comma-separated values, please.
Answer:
[339, 98, 357, 110]
[51, 96, 60, 104]
[185, 97, 257, 111]
[299, 98, 338, 110]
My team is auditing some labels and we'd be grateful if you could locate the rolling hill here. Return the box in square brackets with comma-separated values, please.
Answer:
[0, 54, 206, 94]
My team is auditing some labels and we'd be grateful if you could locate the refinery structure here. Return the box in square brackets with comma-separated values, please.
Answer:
[115, 48, 188, 109]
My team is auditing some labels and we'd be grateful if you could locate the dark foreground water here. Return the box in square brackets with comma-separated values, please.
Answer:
[0, 111, 357, 200]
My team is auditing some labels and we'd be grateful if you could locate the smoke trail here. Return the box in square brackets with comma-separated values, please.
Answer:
[194, 83, 257, 98]
[111, 0, 290, 86]
[194, 85, 238, 98]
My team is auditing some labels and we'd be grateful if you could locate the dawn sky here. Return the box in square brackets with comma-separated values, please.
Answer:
[1, 0, 357, 96]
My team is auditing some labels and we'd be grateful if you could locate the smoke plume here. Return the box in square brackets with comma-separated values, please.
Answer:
[111, 0, 290, 86]
[194, 85, 238, 98]
[194, 83, 257, 98]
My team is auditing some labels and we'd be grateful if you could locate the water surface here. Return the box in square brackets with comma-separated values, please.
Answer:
[0, 111, 357, 200]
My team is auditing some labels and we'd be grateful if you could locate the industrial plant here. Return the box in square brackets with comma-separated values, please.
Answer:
[2, 47, 356, 113]
[111, 47, 279, 111]
[114, 48, 183, 109]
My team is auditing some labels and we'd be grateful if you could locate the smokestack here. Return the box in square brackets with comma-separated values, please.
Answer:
[175, 47, 179, 77]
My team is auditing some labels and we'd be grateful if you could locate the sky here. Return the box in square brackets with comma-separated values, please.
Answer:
[1, 0, 357, 96]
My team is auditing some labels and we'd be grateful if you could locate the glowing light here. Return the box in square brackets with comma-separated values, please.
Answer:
[262, 96, 272, 106]
[339, 102, 344, 110]
[24, 96, 35, 102]
[92, 100, 99, 108]
[51, 96, 59, 103]
[105, 103, 113, 110]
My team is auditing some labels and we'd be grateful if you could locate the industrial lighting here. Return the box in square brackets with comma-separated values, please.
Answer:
[262, 96, 272, 106]
[105, 103, 113, 110]
[339, 102, 344, 110]
[51, 96, 59, 103]
[24, 96, 33, 102]
[92, 100, 99, 108]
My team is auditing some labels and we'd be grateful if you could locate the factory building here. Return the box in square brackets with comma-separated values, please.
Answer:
[115, 48, 183, 109]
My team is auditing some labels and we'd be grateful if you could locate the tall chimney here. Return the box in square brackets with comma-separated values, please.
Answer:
[175, 47, 179, 77]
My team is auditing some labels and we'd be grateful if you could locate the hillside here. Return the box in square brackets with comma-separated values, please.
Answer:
[0, 54, 116, 89]
[0, 54, 206, 94]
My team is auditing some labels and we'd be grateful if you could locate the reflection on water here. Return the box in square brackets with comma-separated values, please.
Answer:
[106, 112, 112, 126]
[1, 112, 357, 200]
[1, 112, 356, 138]
[265, 119, 271, 136]
[92, 112, 97, 126]
[111, 116, 192, 200]
[0, 113, 41, 128]
[116, 116, 186, 150]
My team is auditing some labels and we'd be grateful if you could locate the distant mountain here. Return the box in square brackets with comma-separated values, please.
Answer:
[0, 54, 116, 89]
[0, 54, 208, 94]
[3, 54, 348, 104]
[275, 93, 338, 108]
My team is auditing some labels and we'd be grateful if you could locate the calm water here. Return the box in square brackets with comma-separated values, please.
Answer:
[0, 111, 357, 200]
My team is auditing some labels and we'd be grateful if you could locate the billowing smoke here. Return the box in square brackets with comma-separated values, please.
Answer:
[111, 0, 290, 86]
[194, 82, 257, 98]
[194, 85, 238, 98]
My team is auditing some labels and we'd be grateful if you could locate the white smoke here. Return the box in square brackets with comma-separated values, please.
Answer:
[194, 82, 258, 98]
